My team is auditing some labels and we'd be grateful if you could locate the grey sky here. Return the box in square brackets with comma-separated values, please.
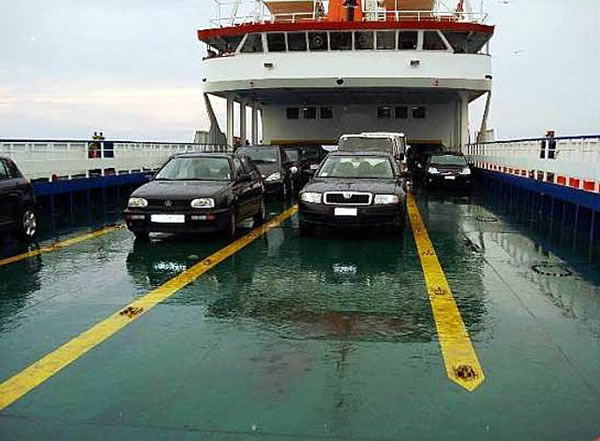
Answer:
[0, 0, 598, 141]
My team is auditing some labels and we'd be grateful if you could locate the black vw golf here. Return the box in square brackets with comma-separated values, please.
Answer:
[124, 153, 265, 240]
[299, 152, 407, 233]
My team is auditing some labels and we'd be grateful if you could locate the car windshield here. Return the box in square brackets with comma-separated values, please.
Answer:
[318, 156, 394, 179]
[238, 147, 279, 164]
[430, 155, 467, 166]
[154, 157, 232, 181]
[284, 148, 299, 161]
[338, 137, 394, 153]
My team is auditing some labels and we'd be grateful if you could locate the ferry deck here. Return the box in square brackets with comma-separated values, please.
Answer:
[0, 185, 599, 440]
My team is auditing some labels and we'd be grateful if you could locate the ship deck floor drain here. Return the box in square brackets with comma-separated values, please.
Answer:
[531, 263, 573, 277]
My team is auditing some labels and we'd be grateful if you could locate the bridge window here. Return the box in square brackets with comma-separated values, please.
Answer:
[423, 31, 447, 50]
[354, 31, 374, 50]
[443, 31, 490, 54]
[267, 33, 286, 52]
[320, 107, 334, 119]
[377, 106, 392, 119]
[376, 31, 396, 50]
[395, 106, 408, 119]
[330, 32, 352, 50]
[309, 32, 328, 51]
[303, 107, 317, 119]
[412, 106, 426, 119]
[398, 31, 418, 50]
[287, 32, 307, 51]
[286, 108, 299, 119]
[241, 34, 263, 53]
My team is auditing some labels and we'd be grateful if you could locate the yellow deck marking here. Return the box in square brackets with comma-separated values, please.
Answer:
[407, 193, 485, 392]
[0, 226, 124, 268]
[0, 205, 298, 411]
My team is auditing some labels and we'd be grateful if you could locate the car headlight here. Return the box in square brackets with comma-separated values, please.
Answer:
[300, 192, 322, 204]
[374, 194, 400, 205]
[460, 167, 472, 175]
[428, 167, 439, 175]
[128, 197, 148, 208]
[266, 172, 282, 182]
[190, 198, 215, 209]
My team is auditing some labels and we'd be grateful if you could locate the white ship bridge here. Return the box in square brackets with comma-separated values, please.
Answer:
[198, 0, 494, 149]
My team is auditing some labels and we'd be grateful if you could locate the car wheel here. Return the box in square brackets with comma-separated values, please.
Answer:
[133, 231, 149, 242]
[299, 219, 314, 236]
[19, 208, 38, 240]
[253, 200, 266, 226]
[227, 211, 237, 238]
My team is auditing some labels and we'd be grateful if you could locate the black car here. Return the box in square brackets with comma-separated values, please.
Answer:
[0, 156, 38, 239]
[284, 144, 329, 172]
[236, 145, 304, 197]
[424, 153, 472, 188]
[298, 152, 407, 233]
[124, 153, 266, 240]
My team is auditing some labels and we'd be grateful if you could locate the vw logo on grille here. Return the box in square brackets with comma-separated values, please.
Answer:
[164, 200, 173, 208]
[343, 192, 353, 200]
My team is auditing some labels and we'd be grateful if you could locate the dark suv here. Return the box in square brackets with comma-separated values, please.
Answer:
[0, 156, 38, 239]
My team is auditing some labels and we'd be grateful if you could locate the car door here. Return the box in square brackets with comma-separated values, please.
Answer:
[280, 148, 299, 190]
[240, 156, 263, 213]
[231, 157, 252, 218]
[0, 159, 17, 226]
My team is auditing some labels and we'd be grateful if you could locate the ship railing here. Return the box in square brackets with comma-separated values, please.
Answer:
[464, 135, 600, 191]
[209, 0, 487, 26]
[0, 140, 230, 182]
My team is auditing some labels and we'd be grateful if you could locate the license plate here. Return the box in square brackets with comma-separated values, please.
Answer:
[334, 208, 358, 217]
[444, 176, 456, 180]
[151, 214, 185, 224]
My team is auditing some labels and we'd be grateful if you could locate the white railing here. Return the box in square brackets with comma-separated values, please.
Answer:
[209, 0, 487, 27]
[464, 135, 600, 188]
[0, 140, 230, 181]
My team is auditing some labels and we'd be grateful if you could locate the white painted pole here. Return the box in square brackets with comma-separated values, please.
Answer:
[226, 94, 235, 147]
[251, 102, 259, 144]
[239, 99, 247, 145]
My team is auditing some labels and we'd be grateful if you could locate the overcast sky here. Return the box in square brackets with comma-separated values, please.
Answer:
[0, 0, 598, 141]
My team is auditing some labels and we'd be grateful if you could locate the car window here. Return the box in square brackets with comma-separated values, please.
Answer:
[301, 148, 323, 161]
[429, 155, 467, 166]
[318, 156, 394, 179]
[238, 147, 279, 165]
[154, 157, 232, 181]
[5, 160, 20, 178]
[285, 148, 300, 162]
[338, 137, 394, 153]
[0, 160, 10, 181]
[232, 158, 243, 178]
[240, 156, 259, 179]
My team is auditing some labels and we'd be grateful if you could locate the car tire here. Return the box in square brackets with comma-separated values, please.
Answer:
[133, 231, 150, 242]
[299, 219, 314, 236]
[227, 211, 237, 238]
[253, 200, 266, 226]
[19, 207, 38, 240]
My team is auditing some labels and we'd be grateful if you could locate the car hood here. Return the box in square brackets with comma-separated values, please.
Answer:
[303, 178, 401, 194]
[131, 180, 231, 200]
[255, 163, 281, 177]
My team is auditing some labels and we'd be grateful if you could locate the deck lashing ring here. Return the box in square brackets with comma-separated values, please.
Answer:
[531, 263, 573, 278]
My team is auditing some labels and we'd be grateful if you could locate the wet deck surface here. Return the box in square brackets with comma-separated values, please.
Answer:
[1, 190, 599, 440]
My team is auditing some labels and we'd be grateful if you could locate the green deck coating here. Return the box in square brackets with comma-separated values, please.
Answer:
[0, 195, 599, 441]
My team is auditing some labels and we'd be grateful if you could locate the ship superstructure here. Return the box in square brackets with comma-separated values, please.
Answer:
[198, 0, 494, 149]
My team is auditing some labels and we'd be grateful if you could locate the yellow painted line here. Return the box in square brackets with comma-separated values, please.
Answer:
[0, 226, 124, 268]
[0, 205, 298, 411]
[407, 193, 485, 392]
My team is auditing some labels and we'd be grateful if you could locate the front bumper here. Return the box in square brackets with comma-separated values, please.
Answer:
[299, 202, 404, 228]
[123, 207, 231, 234]
[426, 174, 472, 188]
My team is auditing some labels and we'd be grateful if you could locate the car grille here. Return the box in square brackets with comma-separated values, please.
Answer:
[324, 192, 372, 205]
[147, 199, 190, 209]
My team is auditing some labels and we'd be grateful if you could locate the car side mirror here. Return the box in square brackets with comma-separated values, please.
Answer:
[304, 169, 316, 178]
[238, 173, 251, 182]
[144, 172, 155, 182]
